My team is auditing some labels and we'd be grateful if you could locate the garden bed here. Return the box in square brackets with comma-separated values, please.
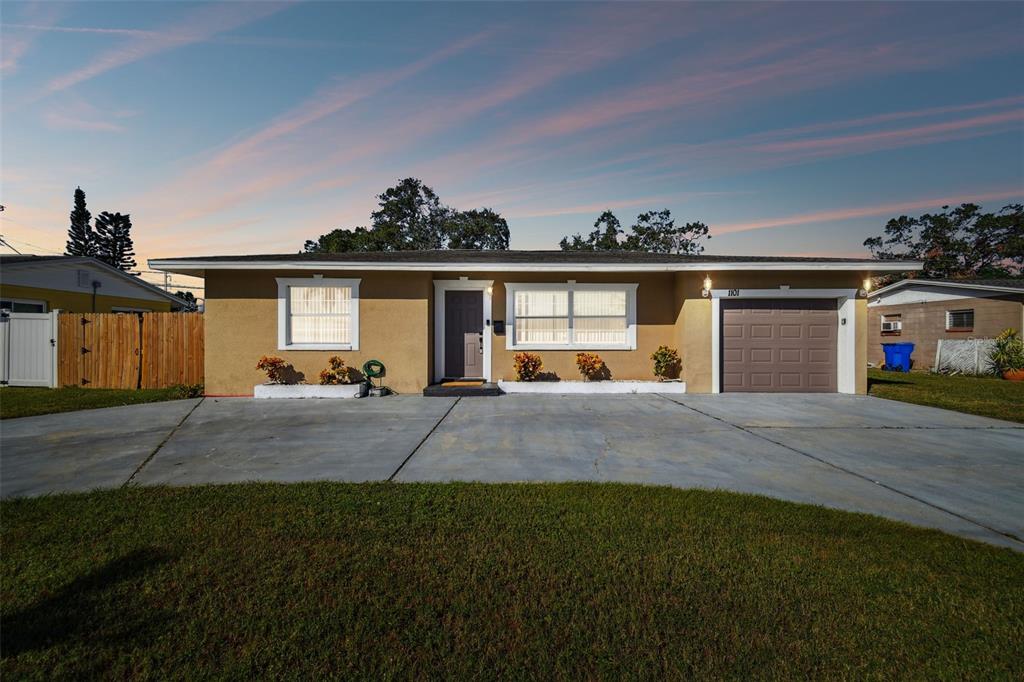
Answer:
[253, 383, 368, 399]
[498, 380, 685, 394]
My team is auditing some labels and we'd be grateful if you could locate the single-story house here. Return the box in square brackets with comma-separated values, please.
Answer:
[150, 250, 919, 396]
[1, 255, 187, 313]
[868, 278, 1024, 369]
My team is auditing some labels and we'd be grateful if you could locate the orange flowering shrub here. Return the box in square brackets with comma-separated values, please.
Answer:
[319, 356, 353, 385]
[513, 352, 543, 382]
[256, 355, 287, 384]
[575, 352, 606, 380]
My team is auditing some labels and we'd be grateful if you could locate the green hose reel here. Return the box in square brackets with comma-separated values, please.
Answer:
[362, 359, 385, 379]
[362, 359, 388, 395]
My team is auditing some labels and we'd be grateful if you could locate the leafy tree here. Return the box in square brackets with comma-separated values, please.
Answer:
[174, 290, 198, 311]
[560, 209, 711, 254]
[864, 203, 1023, 279]
[65, 187, 95, 257]
[623, 210, 710, 254]
[304, 225, 395, 253]
[370, 177, 449, 250]
[559, 211, 623, 251]
[93, 211, 137, 271]
[444, 208, 510, 250]
[303, 178, 510, 252]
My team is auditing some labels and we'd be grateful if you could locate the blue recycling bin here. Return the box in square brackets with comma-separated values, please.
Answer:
[881, 342, 915, 372]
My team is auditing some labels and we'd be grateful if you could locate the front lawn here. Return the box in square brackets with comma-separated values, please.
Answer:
[0, 386, 198, 420]
[3, 483, 1020, 678]
[867, 369, 1024, 423]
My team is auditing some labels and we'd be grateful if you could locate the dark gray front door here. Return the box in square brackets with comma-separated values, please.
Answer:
[444, 290, 484, 378]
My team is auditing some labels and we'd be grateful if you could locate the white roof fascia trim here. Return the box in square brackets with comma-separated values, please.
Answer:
[869, 279, 1024, 299]
[150, 259, 921, 274]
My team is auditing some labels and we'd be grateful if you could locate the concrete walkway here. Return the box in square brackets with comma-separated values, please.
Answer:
[2, 394, 1021, 549]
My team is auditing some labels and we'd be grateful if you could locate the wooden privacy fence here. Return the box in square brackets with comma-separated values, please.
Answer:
[58, 313, 203, 389]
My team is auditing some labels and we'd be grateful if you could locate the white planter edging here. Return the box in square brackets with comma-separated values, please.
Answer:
[498, 380, 685, 394]
[254, 383, 368, 399]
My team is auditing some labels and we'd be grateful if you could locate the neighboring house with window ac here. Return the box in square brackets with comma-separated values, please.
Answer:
[867, 279, 1024, 369]
[151, 250, 917, 396]
[1, 255, 187, 313]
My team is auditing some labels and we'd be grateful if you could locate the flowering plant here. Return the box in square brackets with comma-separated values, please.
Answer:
[256, 355, 287, 384]
[575, 352, 606, 381]
[650, 345, 681, 380]
[513, 352, 543, 382]
[319, 356, 354, 385]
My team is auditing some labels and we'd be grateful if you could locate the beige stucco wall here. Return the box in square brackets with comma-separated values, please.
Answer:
[203, 268, 871, 395]
[486, 271, 677, 382]
[0, 283, 173, 313]
[204, 270, 431, 395]
[673, 271, 870, 394]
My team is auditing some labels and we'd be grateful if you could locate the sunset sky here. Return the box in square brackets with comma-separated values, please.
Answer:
[1, 1, 1022, 292]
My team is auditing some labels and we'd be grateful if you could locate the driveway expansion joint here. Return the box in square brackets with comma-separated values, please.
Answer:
[657, 394, 1024, 547]
[123, 397, 205, 488]
[388, 397, 460, 481]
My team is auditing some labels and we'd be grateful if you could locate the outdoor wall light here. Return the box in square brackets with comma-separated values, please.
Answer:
[859, 278, 873, 297]
[701, 275, 713, 298]
[486, 285, 493, 296]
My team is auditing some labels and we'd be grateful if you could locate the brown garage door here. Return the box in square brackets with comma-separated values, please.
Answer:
[722, 299, 837, 392]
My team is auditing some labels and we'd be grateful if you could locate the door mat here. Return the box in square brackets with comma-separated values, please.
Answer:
[441, 381, 485, 387]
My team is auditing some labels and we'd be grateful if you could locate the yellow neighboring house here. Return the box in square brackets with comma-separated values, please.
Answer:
[1, 255, 187, 313]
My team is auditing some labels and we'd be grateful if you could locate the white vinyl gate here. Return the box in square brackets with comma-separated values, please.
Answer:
[0, 311, 59, 387]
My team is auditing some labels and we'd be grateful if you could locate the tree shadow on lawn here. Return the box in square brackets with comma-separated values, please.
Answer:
[868, 374, 914, 390]
[2, 547, 178, 660]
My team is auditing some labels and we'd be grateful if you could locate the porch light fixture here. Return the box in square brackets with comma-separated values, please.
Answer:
[860, 278, 873, 297]
[701, 275, 713, 298]
[486, 285, 493, 296]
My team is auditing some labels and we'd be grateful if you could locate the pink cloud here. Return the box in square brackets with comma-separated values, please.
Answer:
[753, 110, 1024, 155]
[42, 98, 137, 132]
[42, 2, 289, 94]
[1, 3, 64, 73]
[714, 189, 1024, 235]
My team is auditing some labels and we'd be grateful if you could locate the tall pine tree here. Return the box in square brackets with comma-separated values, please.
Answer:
[94, 211, 137, 271]
[65, 187, 95, 256]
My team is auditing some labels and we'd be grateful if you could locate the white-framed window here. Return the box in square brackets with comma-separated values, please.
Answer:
[946, 308, 974, 331]
[506, 282, 637, 350]
[0, 298, 47, 313]
[276, 277, 360, 350]
[880, 313, 902, 333]
[112, 306, 152, 313]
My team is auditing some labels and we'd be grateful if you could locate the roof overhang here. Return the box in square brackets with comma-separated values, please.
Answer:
[6, 256, 190, 307]
[149, 258, 922, 278]
[869, 278, 1024, 299]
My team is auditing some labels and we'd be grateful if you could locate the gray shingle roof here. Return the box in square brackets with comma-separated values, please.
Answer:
[151, 249, 888, 265]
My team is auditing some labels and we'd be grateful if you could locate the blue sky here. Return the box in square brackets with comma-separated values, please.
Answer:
[2, 1, 1022, 284]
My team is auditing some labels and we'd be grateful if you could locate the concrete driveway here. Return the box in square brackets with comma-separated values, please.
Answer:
[2, 393, 1021, 549]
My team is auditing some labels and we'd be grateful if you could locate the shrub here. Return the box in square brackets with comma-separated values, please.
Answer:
[256, 355, 287, 384]
[319, 356, 354, 385]
[990, 328, 1024, 374]
[170, 383, 204, 399]
[513, 352, 544, 382]
[575, 352, 606, 381]
[650, 345, 681, 380]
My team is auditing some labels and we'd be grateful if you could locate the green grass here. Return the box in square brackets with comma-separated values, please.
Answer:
[3, 483, 1021, 679]
[0, 386, 196, 420]
[868, 368, 1024, 423]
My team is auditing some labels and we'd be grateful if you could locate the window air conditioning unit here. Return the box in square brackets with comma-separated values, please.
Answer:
[881, 320, 901, 332]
